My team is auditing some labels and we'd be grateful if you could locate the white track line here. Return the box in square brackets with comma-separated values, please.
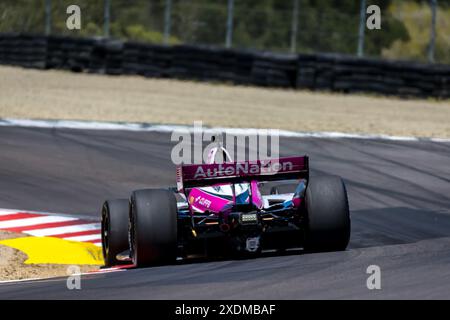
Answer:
[0, 267, 127, 284]
[0, 208, 96, 221]
[25, 223, 101, 237]
[63, 234, 101, 242]
[0, 209, 28, 215]
[0, 215, 77, 229]
[1, 118, 449, 143]
[0, 277, 60, 284]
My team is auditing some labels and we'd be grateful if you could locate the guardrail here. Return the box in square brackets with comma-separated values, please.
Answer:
[0, 33, 448, 99]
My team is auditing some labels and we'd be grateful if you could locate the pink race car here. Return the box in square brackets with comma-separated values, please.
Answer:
[101, 146, 351, 267]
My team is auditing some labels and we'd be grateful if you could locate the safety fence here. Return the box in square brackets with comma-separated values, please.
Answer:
[0, 33, 448, 98]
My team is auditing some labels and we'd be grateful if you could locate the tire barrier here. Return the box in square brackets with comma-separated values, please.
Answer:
[123, 41, 172, 78]
[297, 53, 449, 98]
[47, 36, 96, 72]
[0, 33, 448, 99]
[0, 33, 48, 70]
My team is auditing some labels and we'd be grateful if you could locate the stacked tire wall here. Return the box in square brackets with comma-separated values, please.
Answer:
[0, 33, 448, 99]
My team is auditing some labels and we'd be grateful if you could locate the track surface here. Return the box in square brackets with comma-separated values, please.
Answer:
[0, 127, 449, 299]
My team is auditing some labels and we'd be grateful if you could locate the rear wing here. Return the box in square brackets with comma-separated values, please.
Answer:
[176, 156, 309, 192]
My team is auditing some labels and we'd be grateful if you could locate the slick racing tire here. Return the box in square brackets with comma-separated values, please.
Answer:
[130, 189, 178, 267]
[101, 199, 130, 267]
[304, 176, 351, 252]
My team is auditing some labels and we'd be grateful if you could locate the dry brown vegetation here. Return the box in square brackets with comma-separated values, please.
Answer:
[0, 66, 449, 138]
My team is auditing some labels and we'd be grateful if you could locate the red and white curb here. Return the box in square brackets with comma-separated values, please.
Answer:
[0, 209, 101, 247]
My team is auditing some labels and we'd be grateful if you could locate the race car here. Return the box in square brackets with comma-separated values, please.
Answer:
[101, 146, 351, 267]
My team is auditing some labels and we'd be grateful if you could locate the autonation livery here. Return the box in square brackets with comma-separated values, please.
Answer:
[191, 160, 294, 179]
[101, 144, 351, 267]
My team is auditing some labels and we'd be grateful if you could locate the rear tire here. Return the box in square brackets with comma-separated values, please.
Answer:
[101, 199, 130, 267]
[130, 189, 178, 267]
[304, 176, 350, 252]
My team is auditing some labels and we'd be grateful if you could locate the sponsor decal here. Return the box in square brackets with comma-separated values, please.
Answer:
[193, 161, 292, 179]
[195, 196, 212, 208]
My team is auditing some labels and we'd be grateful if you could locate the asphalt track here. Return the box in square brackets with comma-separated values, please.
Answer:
[0, 126, 449, 299]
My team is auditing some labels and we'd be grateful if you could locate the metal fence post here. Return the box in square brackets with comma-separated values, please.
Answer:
[45, 0, 51, 35]
[104, 0, 111, 38]
[290, 0, 299, 53]
[357, 0, 366, 57]
[226, 0, 234, 48]
[428, 0, 437, 63]
[163, 0, 172, 44]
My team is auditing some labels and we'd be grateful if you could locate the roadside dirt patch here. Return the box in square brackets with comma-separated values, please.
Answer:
[0, 231, 100, 281]
[0, 66, 449, 138]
